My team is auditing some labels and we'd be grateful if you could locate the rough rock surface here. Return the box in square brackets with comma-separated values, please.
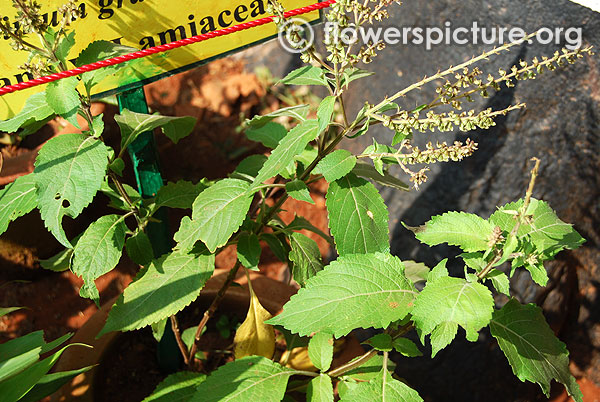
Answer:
[243, 0, 600, 400]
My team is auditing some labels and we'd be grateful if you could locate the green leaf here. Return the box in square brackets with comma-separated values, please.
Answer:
[260, 233, 290, 263]
[76, 40, 137, 94]
[154, 180, 209, 210]
[191, 356, 294, 402]
[412, 276, 494, 353]
[315, 150, 356, 183]
[429, 321, 458, 357]
[116, 109, 196, 149]
[308, 332, 334, 371]
[72, 214, 127, 303]
[237, 233, 261, 271]
[0, 331, 44, 382]
[366, 333, 393, 352]
[339, 369, 423, 402]
[307, 374, 333, 402]
[251, 119, 320, 189]
[0, 92, 54, 133]
[326, 173, 389, 256]
[143, 371, 206, 402]
[351, 162, 409, 191]
[100, 180, 141, 212]
[281, 66, 328, 86]
[410, 211, 496, 252]
[341, 67, 375, 88]
[427, 259, 449, 282]
[490, 299, 582, 402]
[126, 231, 154, 266]
[108, 157, 124, 176]
[0, 174, 37, 236]
[45, 77, 79, 125]
[0, 307, 22, 318]
[55, 31, 76, 65]
[34, 134, 109, 248]
[392, 338, 423, 357]
[341, 354, 394, 382]
[174, 178, 253, 253]
[288, 232, 323, 286]
[246, 105, 310, 129]
[491, 198, 585, 257]
[267, 253, 416, 337]
[317, 96, 336, 135]
[233, 155, 267, 179]
[487, 269, 511, 296]
[402, 261, 430, 284]
[245, 122, 287, 149]
[0, 343, 85, 402]
[286, 216, 333, 247]
[19, 366, 92, 402]
[100, 250, 215, 335]
[285, 180, 314, 204]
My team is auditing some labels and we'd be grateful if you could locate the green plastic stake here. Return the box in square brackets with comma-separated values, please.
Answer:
[117, 86, 182, 373]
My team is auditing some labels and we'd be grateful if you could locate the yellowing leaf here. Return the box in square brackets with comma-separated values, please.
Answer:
[234, 281, 276, 359]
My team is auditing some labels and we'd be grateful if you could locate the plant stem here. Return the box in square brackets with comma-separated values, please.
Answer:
[170, 315, 189, 366]
[327, 349, 379, 377]
[187, 261, 242, 367]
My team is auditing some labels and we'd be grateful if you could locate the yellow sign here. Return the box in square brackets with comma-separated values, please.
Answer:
[0, 0, 321, 119]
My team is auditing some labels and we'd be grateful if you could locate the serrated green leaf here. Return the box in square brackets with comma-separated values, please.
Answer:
[366, 333, 393, 352]
[246, 104, 310, 129]
[342, 354, 395, 382]
[317, 96, 336, 135]
[233, 155, 267, 180]
[487, 269, 510, 296]
[143, 371, 206, 402]
[412, 276, 494, 349]
[403, 261, 430, 284]
[315, 150, 356, 183]
[154, 180, 209, 210]
[72, 214, 127, 303]
[285, 216, 333, 247]
[34, 134, 109, 248]
[491, 198, 585, 257]
[116, 109, 196, 150]
[341, 67, 375, 88]
[430, 321, 458, 357]
[288, 232, 323, 286]
[260, 233, 290, 263]
[126, 231, 154, 266]
[308, 332, 334, 371]
[245, 122, 287, 149]
[0, 92, 54, 133]
[174, 178, 252, 253]
[237, 233, 261, 271]
[281, 66, 328, 86]
[490, 299, 582, 402]
[351, 162, 409, 191]
[285, 180, 314, 204]
[339, 369, 423, 402]
[0, 174, 37, 236]
[307, 374, 333, 402]
[427, 259, 449, 282]
[267, 253, 416, 337]
[108, 157, 124, 176]
[251, 119, 319, 189]
[326, 173, 389, 256]
[412, 211, 495, 252]
[45, 77, 79, 121]
[392, 338, 423, 357]
[55, 31, 75, 65]
[191, 356, 293, 402]
[76, 40, 137, 94]
[99, 250, 215, 335]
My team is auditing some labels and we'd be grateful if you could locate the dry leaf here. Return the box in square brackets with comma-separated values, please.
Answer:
[233, 281, 276, 359]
